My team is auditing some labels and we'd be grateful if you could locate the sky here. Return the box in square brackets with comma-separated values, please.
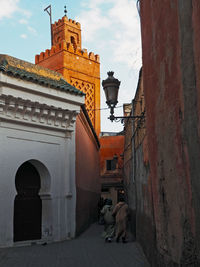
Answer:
[0, 0, 142, 132]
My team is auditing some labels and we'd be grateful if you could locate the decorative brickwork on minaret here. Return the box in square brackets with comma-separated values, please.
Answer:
[35, 16, 100, 135]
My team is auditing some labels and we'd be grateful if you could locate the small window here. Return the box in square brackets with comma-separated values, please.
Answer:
[106, 160, 116, 171]
[101, 188, 109, 193]
[71, 36, 75, 43]
[56, 36, 60, 43]
[70, 36, 77, 50]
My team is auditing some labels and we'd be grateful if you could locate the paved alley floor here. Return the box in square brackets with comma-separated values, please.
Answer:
[0, 223, 150, 267]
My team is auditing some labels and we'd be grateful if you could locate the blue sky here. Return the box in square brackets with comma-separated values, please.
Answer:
[0, 0, 141, 132]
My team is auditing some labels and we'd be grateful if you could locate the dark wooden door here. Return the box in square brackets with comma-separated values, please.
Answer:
[14, 162, 42, 242]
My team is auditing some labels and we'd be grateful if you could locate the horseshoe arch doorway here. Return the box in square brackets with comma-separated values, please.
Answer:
[14, 161, 42, 242]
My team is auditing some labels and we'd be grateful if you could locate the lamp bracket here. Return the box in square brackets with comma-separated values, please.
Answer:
[109, 115, 145, 123]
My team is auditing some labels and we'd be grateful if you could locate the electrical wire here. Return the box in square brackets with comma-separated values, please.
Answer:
[123, 110, 146, 153]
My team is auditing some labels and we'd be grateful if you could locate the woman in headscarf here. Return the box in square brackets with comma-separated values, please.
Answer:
[100, 199, 115, 242]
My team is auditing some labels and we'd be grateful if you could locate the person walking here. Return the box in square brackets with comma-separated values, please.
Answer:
[112, 197, 129, 243]
[100, 199, 115, 242]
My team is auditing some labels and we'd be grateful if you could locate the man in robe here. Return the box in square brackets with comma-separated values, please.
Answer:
[112, 197, 129, 243]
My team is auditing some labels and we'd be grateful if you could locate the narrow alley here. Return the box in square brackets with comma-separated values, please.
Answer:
[0, 223, 149, 267]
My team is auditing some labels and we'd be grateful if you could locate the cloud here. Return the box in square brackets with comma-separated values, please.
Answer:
[1, 1, 35, 37]
[77, 0, 141, 68]
[76, 7, 110, 42]
[19, 8, 31, 18]
[19, 18, 28, 24]
[87, 0, 115, 9]
[107, 0, 141, 69]
[0, 0, 32, 21]
[0, 0, 19, 20]
[27, 26, 37, 35]
[20, 34, 27, 39]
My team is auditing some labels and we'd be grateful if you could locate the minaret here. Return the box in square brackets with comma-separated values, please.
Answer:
[35, 15, 100, 136]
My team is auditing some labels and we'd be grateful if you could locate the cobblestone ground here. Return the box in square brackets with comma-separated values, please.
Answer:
[0, 223, 150, 267]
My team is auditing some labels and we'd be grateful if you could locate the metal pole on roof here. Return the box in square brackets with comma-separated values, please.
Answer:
[44, 5, 53, 47]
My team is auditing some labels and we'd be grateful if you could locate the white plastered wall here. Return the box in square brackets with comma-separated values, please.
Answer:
[0, 74, 84, 247]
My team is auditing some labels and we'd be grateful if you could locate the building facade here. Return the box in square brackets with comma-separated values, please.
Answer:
[0, 55, 84, 247]
[99, 133, 124, 205]
[35, 15, 101, 235]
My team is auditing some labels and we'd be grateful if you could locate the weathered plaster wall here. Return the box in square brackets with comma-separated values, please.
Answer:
[123, 115, 136, 236]
[75, 113, 100, 235]
[134, 141, 156, 264]
[140, 0, 200, 265]
[124, 70, 155, 263]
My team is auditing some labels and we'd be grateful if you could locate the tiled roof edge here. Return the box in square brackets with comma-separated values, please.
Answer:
[0, 56, 85, 96]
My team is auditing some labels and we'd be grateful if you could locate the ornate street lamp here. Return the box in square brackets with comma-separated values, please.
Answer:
[102, 71, 120, 121]
[102, 71, 144, 122]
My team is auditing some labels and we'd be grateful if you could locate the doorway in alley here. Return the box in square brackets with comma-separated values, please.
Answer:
[14, 161, 42, 242]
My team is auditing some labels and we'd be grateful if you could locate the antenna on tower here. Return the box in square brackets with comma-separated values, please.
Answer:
[64, 5, 67, 17]
[44, 5, 53, 46]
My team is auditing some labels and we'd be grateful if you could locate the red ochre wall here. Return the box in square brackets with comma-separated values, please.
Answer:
[140, 0, 200, 265]
[100, 135, 124, 176]
[99, 135, 124, 204]
[75, 113, 100, 235]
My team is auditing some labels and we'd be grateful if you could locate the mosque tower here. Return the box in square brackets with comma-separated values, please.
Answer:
[35, 14, 100, 135]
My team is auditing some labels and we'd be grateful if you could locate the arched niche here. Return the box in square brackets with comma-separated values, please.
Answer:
[14, 160, 53, 243]
[14, 161, 42, 242]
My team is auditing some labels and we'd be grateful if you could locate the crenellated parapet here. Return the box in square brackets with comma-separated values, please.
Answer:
[52, 16, 81, 31]
[35, 40, 100, 64]
[51, 16, 82, 48]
